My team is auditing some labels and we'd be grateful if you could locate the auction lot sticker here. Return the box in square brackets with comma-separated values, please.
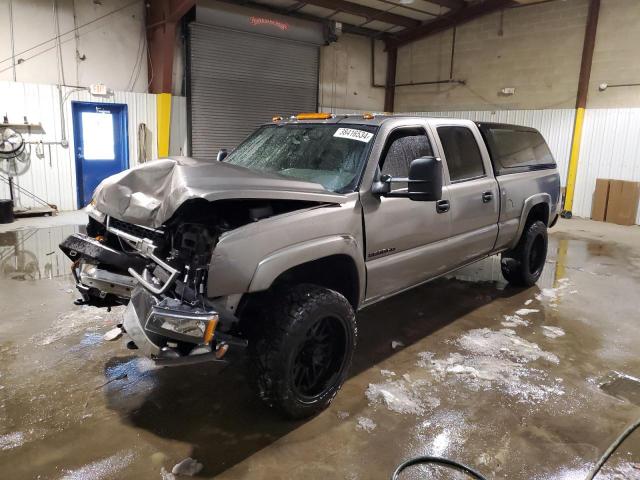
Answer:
[334, 128, 374, 143]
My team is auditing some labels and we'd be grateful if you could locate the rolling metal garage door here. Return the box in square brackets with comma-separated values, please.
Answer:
[188, 24, 319, 160]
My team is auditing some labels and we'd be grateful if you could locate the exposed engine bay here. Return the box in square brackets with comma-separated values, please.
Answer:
[60, 199, 318, 365]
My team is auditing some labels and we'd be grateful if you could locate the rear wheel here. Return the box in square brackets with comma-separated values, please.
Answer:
[249, 284, 356, 419]
[501, 220, 548, 287]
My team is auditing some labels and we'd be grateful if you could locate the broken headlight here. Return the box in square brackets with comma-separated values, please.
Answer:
[145, 299, 218, 344]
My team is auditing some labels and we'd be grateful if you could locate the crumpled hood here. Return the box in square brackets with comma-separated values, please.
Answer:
[93, 157, 347, 228]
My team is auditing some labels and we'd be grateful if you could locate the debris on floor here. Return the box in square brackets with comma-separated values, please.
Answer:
[160, 467, 176, 480]
[103, 326, 124, 341]
[356, 416, 377, 432]
[366, 377, 439, 415]
[171, 457, 203, 476]
[501, 314, 529, 327]
[391, 340, 405, 350]
[31, 305, 125, 346]
[541, 326, 566, 339]
[60, 450, 135, 480]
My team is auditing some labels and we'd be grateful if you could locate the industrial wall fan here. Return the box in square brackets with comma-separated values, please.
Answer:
[0, 121, 57, 217]
[0, 128, 31, 177]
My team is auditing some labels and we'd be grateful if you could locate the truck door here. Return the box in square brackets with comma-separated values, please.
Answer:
[432, 123, 500, 265]
[361, 125, 452, 303]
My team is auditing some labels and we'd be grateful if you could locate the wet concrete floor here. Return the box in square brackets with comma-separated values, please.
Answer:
[0, 218, 639, 479]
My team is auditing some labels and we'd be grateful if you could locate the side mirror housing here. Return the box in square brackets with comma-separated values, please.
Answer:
[373, 156, 442, 202]
[408, 156, 442, 201]
[217, 148, 228, 161]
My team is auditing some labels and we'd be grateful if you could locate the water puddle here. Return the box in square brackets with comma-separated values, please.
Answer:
[0, 225, 80, 281]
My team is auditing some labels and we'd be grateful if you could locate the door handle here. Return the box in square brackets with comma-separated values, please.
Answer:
[436, 199, 450, 213]
[482, 191, 493, 203]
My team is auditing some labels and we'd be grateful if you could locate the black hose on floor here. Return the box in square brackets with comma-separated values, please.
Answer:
[585, 417, 640, 480]
[391, 417, 640, 480]
[390, 456, 488, 480]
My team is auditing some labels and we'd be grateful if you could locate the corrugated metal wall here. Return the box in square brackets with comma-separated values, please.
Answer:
[0, 81, 187, 211]
[573, 108, 640, 224]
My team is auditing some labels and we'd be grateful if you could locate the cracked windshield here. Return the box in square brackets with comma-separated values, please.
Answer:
[224, 124, 378, 193]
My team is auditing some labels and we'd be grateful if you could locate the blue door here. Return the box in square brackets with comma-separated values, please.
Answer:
[72, 101, 129, 208]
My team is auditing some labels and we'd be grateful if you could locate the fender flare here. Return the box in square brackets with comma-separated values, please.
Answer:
[248, 235, 366, 303]
[510, 193, 552, 249]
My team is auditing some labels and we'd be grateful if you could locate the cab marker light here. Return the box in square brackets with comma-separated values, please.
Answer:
[296, 112, 333, 120]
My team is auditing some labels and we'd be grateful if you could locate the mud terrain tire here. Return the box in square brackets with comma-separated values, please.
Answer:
[501, 220, 548, 287]
[249, 284, 356, 419]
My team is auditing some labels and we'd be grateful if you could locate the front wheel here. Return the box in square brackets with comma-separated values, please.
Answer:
[501, 220, 548, 287]
[249, 284, 357, 419]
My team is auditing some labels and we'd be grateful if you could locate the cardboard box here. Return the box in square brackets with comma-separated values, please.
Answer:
[591, 179, 610, 221]
[605, 180, 640, 226]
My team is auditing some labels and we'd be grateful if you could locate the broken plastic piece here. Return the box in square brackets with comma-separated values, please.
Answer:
[171, 457, 203, 476]
[103, 326, 123, 341]
[160, 467, 176, 480]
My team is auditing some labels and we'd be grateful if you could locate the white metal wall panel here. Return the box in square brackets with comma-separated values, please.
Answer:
[321, 107, 575, 185]
[189, 24, 319, 160]
[0, 81, 188, 211]
[573, 108, 640, 224]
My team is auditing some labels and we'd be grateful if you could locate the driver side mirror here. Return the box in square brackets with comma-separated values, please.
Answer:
[217, 148, 228, 161]
[372, 156, 443, 202]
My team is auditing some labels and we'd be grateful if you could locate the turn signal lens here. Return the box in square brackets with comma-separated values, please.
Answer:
[203, 317, 218, 344]
[296, 112, 333, 120]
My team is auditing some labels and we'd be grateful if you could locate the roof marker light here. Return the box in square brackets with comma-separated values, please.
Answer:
[363, 112, 375, 119]
[272, 115, 283, 122]
[296, 112, 333, 120]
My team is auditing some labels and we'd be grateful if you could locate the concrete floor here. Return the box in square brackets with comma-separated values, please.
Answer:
[0, 215, 639, 479]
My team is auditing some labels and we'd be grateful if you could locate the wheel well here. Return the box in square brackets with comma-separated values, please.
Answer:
[271, 255, 360, 309]
[526, 202, 550, 227]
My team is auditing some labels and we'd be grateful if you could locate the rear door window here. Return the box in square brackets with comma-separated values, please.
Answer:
[437, 126, 485, 182]
[480, 125, 555, 175]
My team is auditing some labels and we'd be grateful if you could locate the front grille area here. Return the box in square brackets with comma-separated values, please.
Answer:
[108, 217, 165, 243]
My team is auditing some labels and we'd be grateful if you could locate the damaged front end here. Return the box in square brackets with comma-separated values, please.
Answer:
[60, 207, 247, 366]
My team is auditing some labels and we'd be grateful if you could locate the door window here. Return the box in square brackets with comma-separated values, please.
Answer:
[380, 127, 433, 179]
[437, 126, 485, 182]
[81, 111, 115, 160]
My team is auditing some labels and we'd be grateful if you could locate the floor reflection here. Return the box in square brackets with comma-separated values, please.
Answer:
[0, 225, 80, 281]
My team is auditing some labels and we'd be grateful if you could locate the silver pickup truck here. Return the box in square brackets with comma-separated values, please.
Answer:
[60, 114, 561, 418]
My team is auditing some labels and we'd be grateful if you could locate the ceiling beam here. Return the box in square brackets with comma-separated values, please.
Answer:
[425, 0, 466, 10]
[146, 0, 196, 94]
[387, 0, 514, 48]
[300, 0, 421, 29]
